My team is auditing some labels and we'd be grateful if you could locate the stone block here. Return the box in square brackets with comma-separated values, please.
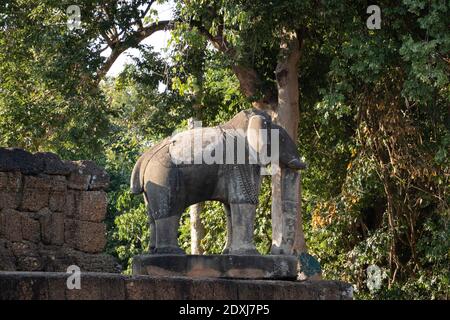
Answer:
[0, 172, 22, 210]
[0, 148, 44, 175]
[234, 281, 277, 299]
[63, 190, 107, 222]
[22, 175, 52, 190]
[48, 176, 67, 212]
[64, 190, 78, 218]
[0, 239, 16, 271]
[0, 209, 22, 241]
[68, 250, 121, 273]
[37, 246, 120, 273]
[16, 256, 43, 271]
[0, 192, 19, 210]
[39, 209, 64, 245]
[35, 152, 71, 176]
[21, 214, 41, 243]
[64, 219, 106, 253]
[64, 273, 126, 300]
[189, 278, 238, 300]
[78, 191, 107, 222]
[47, 276, 68, 300]
[0, 272, 50, 300]
[10, 241, 42, 271]
[0, 171, 22, 191]
[49, 191, 66, 212]
[38, 245, 77, 272]
[132, 254, 298, 280]
[50, 175, 67, 192]
[67, 171, 91, 190]
[20, 175, 52, 212]
[67, 160, 109, 191]
[66, 160, 89, 190]
[125, 277, 158, 300]
[126, 276, 191, 300]
[20, 190, 49, 212]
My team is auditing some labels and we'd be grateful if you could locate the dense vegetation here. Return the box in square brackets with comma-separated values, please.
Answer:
[0, 1, 448, 299]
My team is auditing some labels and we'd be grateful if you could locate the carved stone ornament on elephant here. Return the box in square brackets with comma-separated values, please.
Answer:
[130, 108, 305, 255]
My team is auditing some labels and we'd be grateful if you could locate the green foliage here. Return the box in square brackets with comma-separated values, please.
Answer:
[178, 178, 272, 256]
[112, 195, 148, 275]
[298, 0, 449, 300]
[0, 1, 110, 159]
[1, 0, 448, 300]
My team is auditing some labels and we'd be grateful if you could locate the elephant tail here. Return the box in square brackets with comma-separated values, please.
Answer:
[130, 155, 144, 194]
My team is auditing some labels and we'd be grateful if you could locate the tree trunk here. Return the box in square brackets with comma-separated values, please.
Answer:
[231, 65, 277, 110]
[189, 202, 205, 254]
[188, 114, 205, 254]
[271, 30, 307, 254]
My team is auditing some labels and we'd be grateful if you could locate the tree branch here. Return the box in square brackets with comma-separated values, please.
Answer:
[189, 20, 232, 54]
[96, 20, 174, 82]
[136, 19, 173, 43]
[140, 1, 155, 21]
[189, 19, 277, 109]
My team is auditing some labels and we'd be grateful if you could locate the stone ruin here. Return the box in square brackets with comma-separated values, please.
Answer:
[0, 147, 352, 300]
[0, 148, 120, 273]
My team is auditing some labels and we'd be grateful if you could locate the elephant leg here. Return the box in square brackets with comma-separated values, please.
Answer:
[154, 214, 185, 254]
[223, 203, 232, 254]
[143, 194, 156, 253]
[148, 215, 156, 254]
[229, 203, 259, 255]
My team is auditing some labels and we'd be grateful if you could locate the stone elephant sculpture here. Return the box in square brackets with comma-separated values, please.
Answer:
[130, 108, 305, 254]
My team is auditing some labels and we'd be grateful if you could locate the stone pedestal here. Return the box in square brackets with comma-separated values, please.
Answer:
[132, 254, 298, 280]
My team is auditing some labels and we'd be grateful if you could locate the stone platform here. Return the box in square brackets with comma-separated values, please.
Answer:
[132, 254, 298, 280]
[0, 271, 353, 300]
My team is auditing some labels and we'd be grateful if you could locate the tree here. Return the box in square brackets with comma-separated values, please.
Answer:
[297, 0, 449, 298]
[2, 0, 448, 299]
[0, 0, 110, 158]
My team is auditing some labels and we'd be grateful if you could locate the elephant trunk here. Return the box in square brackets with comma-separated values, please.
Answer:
[276, 127, 306, 171]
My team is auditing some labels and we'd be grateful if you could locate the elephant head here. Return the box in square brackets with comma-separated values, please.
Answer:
[225, 109, 306, 172]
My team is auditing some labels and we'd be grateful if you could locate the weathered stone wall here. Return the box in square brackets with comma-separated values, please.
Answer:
[0, 271, 353, 300]
[0, 148, 119, 273]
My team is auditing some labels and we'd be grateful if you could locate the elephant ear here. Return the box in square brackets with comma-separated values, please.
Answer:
[247, 115, 269, 156]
